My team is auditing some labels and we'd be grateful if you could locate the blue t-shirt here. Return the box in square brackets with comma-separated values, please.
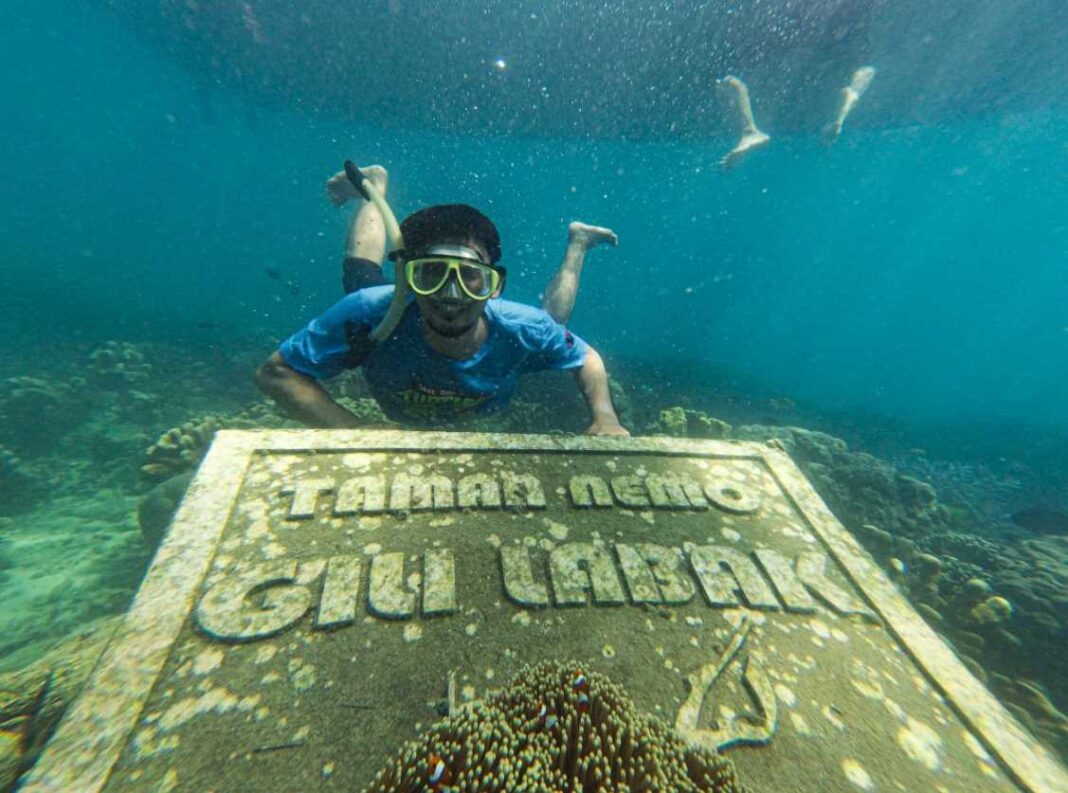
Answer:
[278, 286, 589, 423]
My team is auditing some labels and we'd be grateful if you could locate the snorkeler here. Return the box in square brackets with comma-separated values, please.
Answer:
[325, 166, 617, 324]
[717, 75, 771, 169]
[256, 165, 627, 435]
[823, 66, 877, 144]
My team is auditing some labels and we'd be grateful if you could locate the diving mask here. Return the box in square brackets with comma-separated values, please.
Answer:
[404, 244, 502, 301]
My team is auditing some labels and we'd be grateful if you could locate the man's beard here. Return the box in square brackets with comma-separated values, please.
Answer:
[426, 313, 479, 338]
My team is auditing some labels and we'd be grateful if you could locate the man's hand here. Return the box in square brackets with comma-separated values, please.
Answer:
[584, 417, 631, 437]
[574, 347, 629, 438]
[256, 352, 363, 428]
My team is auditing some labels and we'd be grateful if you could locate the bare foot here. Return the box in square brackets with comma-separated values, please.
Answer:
[568, 221, 618, 250]
[326, 164, 388, 207]
[719, 129, 771, 169]
[717, 75, 771, 169]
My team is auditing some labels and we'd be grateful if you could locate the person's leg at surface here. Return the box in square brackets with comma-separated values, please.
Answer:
[823, 66, 876, 145]
[718, 74, 770, 169]
[540, 221, 618, 325]
[326, 165, 391, 293]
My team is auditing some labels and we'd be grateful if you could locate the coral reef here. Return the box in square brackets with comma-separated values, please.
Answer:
[646, 407, 731, 439]
[644, 411, 1067, 762]
[0, 446, 45, 515]
[732, 424, 947, 540]
[1011, 507, 1068, 536]
[139, 400, 301, 483]
[364, 660, 744, 792]
[140, 416, 225, 483]
[0, 377, 87, 456]
[87, 341, 151, 391]
[0, 617, 120, 791]
[137, 473, 194, 548]
[856, 522, 1068, 759]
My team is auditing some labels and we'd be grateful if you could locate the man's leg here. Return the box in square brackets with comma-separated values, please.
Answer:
[823, 66, 876, 144]
[326, 165, 391, 293]
[541, 221, 618, 325]
[718, 75, 770, 169]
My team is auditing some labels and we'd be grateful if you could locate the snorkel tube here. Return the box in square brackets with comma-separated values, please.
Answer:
[342, 160, 408, 342]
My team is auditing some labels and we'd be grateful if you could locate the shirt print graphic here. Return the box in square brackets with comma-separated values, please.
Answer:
[395, 377, 494, 417]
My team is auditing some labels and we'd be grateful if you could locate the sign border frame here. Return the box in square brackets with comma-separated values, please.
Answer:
[22, 429, 1067, 792]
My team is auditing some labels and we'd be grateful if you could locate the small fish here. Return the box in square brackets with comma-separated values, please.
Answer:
[264, 266, 282, 281]
[576, 691, 590, 714]
[537, 703, 558, 730]
[426, 754, 453, 791]
[571, 670, 588, 694]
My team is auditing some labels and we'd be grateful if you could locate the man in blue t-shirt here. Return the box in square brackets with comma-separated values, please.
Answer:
[257, 168, 628, 436]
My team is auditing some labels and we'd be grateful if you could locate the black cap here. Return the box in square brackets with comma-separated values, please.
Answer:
[397, 204, 502, 264]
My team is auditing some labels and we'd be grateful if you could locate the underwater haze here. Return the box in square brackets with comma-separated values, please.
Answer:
[4, 1, 1067, 439]
[3, 0, 1068, 786]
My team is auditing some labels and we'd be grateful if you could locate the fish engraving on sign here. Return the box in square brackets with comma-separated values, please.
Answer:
[675, 615, 778, 751]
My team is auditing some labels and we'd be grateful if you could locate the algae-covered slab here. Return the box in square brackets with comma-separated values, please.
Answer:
[22, 431, 1067, 792]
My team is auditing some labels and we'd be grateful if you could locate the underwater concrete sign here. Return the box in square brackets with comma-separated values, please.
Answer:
[23, 431, 1068, 792]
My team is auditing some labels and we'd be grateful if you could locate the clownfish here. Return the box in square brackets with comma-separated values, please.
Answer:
[576, 691, 590, 714]
[537, 703, 559, 730]
[571, 671, 589, 694]
[427, 754, 453, 791]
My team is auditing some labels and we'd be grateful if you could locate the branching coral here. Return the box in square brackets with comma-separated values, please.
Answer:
[363, 661, 744, 793]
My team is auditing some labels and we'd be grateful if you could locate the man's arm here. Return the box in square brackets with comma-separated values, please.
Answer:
[256, 352, 363, 428]
[573, 346, 630, 437]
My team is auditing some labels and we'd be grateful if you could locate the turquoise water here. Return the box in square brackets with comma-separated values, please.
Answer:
[5, 3, 1067, 438]
[2, 0, 1068, 786]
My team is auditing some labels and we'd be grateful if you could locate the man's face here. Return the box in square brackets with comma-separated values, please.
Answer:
[411, 239, 497, 339]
